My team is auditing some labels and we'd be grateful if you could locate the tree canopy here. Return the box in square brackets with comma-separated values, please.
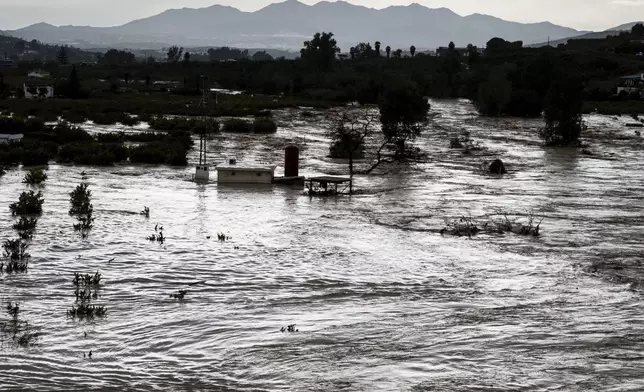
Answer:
[300, 32, 341, 70]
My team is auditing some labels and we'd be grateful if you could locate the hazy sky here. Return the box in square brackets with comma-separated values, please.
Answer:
[0, 0, 642, 31]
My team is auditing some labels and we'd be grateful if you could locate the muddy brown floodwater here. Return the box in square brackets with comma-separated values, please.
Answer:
[1, 100, 643, 391]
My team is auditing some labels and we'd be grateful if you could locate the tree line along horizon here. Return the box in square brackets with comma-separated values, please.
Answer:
[1, 24, 643, 152]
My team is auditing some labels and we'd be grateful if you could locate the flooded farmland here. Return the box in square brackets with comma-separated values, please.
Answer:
[1, 99, 643, 391]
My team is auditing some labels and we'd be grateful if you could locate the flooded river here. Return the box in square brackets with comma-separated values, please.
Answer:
[1, 100, 643, 391]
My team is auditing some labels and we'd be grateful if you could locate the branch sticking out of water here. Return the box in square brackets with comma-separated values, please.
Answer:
[441, 210, 544, 238]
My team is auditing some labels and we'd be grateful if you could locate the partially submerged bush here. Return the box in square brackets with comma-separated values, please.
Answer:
[52, 122, 93, 144]
[13, 217, 38, 240]
[22, 168, 48, 185]
[223, 118, 253, 133]
[70, 183, 92, 215]
[129, 142, 188, 166]
[58, 142, 128, 166]
[68, 303, 107, 319]
[253, 118, 278, 134]
[148, 116, 218, 134]
[441, 215, 481, 237]
[69, 183, 94, 237]
[441, 211, 544, 238]
[449, 131, 482, 154]
[73, 271, 102, 286]
[1, 302, 39, 347]
[1, 239, 30, 273]
[9, 191, 44, 216]
[68, 271, 106, 319]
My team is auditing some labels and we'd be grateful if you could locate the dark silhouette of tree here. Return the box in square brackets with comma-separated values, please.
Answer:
[184, 52, 191, 62]
[631, 23, 644, 37]
[124, 72, 130, 86]
[375, 41, 381, 57]
[14, 41, 25, 54]
[379, 80, 429, 155]
[540, 75, 584, 146]
[485, 37, 523, 55]
[58, 46, 68, 65]
[252, 51, 274, 61]
[410, 45, 416, 57]
[100, 49, 136, 65]
[167, 46, 184, 63]
[349, 47, 355, 60]
[145, 75, 151, 88]
[448, 41, 456, 51]
[393, 49, 403, 58]
[353, 42, 375, 59]
[66, 65, 82, 99]
[466, 44, 480, 65]
[364, 80, 429, 173]
[385, 46, 391, 58]
[207, 47, 249, 61]
[476, 72, 512, 116]
[327, 107, 378, 193]
[300, 32, 340, 71]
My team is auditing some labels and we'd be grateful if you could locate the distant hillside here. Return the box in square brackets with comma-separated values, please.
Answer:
[6, 0, 587, 51]
[0, 30, 97, 62]
[530, 21, 643, 47]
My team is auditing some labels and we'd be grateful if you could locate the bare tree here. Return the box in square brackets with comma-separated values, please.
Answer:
[326, 106, 379, 194]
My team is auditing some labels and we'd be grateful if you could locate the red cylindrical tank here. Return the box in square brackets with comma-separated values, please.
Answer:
[284, 145, 299, 177]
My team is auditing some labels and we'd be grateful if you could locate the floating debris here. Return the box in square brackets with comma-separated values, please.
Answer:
[280, 324, 299, 333]
[170, 290, 188, 300]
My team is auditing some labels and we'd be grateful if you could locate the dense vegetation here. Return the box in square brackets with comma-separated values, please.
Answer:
[0, 24, 642, 166]
[0, 117, 193, 166]
[1, 25, 642, 115]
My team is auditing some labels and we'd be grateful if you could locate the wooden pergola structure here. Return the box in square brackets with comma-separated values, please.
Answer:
[306, 176, 352, 196]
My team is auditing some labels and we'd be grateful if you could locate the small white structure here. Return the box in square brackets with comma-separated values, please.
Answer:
[0, 134, 23, 144]
[23, 84, 54, 99]
[27, 70, 51, 79]
[195, 165, 210, 183]
[216, 161, 276, 184]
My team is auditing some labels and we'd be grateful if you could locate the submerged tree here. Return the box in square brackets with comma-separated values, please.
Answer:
[539, 75, 584, 146]
[380, 80, 430, 155]
[364, 80, 430, 173]
[327, 107, 379, 193]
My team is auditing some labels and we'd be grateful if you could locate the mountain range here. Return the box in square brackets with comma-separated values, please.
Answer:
[530, 21, 643, 47]
[0, 0, 607, 51]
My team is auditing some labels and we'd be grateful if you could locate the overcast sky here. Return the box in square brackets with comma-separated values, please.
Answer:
[0, 0, 642, 31]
